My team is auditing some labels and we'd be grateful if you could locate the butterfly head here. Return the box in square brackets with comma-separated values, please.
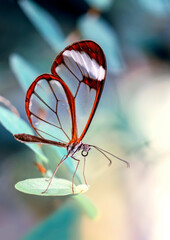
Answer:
[67, 142, 91, 157]
[81, 144, 91, 157]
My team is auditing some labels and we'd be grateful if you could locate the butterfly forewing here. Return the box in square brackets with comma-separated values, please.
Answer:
[26, 74, 77, 144]
[51, 40, 106, 142]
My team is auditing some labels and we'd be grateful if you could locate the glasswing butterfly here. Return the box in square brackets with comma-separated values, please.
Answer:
[14, 40, 129, 193]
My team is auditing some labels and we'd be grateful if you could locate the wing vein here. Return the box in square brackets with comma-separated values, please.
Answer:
[33, 91, 70, 141]
[33, 92, 56, 114]
[48, 81, 58, 101]
[47, 81, 64, 128]
[30, 112, 60, 129]
[35, 128, 67, 143]
[74, 82, 81, 99]
[63, 62, 80, 82]
[70, 49, 84, 78]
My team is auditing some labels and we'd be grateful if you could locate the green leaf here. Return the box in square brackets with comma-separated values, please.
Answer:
[23, 203, 81, 240]
[15, 178, 75, 196]
[73, 194, 98, 219]
[19, 0, 66, 52]
[9, 53, 40, 92]
[0, 106, 47, 163]
[85, 0, 113, 11]
[138, 0, 167, 16]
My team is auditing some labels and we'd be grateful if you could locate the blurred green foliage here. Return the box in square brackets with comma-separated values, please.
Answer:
[23, 203, 81, 240]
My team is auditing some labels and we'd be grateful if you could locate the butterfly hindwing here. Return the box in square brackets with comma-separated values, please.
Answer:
[25, 74, 77, 144]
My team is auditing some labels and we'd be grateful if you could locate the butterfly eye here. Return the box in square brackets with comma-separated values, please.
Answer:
[81, 150, 88, 157]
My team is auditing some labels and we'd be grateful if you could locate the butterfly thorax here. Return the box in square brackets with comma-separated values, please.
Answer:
[67, 141, 91, 157]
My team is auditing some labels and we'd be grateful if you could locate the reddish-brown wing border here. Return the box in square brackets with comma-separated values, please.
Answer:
[25, 73, 78, 146]
[51, 40, 107, 142]
[79, 78, 105, 142]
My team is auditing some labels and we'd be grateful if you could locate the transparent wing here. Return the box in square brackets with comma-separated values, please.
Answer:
[25, 74, 77, 144]
[51, 40, 107, 142]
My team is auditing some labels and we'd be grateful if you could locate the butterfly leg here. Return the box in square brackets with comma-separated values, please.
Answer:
[71, 156, 80, 193]
[83, 157, 88, 185]
[42, 155, 67, 194]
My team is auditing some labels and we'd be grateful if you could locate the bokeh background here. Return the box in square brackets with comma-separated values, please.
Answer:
[1, 0, 170, 239]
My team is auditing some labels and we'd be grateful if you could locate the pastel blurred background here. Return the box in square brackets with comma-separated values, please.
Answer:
[1, 0, 170, 239]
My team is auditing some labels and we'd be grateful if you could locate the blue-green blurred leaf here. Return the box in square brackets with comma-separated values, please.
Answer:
[15, 178, 76, 196]
[73, 194, 98, 219]
[0, 106, 48, 163]
[19, 0, 66, 52]
[85, 0, 113, 11]
[9, 53, 40, 92]
[78, 13, 125, 73]
[23, 203, 81, 240]
[138, 0, 169, 17]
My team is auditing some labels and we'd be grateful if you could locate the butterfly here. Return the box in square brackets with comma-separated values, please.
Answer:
[14, 40, 129, 193]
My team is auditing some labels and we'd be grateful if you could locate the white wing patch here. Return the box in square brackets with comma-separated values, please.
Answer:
[62, 50, 83, 81]
[61, 50, 105, 82]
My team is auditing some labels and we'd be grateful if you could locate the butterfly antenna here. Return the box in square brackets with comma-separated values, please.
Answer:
[90, 145, 130, 168]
